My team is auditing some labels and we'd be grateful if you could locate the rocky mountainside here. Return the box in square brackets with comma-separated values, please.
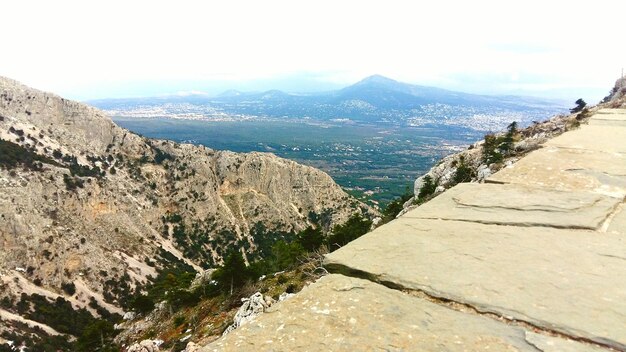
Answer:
[605, 76, 626, 106]
[0, 77, 373, 346]
[402, 77, 626, 215]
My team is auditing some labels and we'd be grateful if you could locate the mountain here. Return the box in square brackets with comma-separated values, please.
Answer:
[91, 75, 568, 128]
[0, 77, 373, 347]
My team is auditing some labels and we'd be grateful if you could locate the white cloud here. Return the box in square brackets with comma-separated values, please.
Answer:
[1, 0, 625, 100]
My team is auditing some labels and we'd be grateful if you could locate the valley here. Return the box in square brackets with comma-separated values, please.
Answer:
[97, 76, 568, 206]
[112, 117, 481, 205]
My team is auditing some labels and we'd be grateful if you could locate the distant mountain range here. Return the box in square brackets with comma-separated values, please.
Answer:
[90, 75, 569, 129]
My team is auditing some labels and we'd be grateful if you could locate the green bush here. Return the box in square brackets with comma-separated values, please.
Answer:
[0, 140, 58, 171]
[61, 282, 76, 296]
[381, 187, 413, 224]
[417, 175, 437, 203]
[12, 293, 119, 350]
[173, 315, 186, 327]
[326, 214, 372, 251]
[63, 174, 85, 191]
[483, 121, 518, 164]
[296, 226, 324, 252]
[129, 294, 155, 314]
[451, 156, 474, 184]
[570, 98, 587, 113]
[270, 240, 304, 271]
[75, 320, 117, 352]
[482, 134, 504, 164]
[212, 251, 251, 294]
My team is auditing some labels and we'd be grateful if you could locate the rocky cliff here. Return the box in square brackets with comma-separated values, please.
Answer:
[606, 76, 626, 106]
[401, 97, 604, 215]
[403, 77, 626, 212]
[0, 77, 373, 344]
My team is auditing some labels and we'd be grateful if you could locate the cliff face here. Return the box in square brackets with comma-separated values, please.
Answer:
[0, 77, 373, 329]
[607, 76, 626, 106]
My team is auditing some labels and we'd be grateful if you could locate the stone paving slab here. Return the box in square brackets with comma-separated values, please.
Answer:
[607, 203, 626, 235]
[545, 125, 626, 153]
[589, 110, 626, 126]
[487, 146, 626, 198]
[596, 108, 626, 115]
[324, 219, 626, 350]
[205, 274, 605, 352]
[401, 182, 620, 229]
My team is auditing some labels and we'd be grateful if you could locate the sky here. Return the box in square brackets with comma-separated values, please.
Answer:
[2, 0, 625, 101]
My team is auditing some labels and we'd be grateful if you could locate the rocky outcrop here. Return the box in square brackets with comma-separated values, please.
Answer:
[127, 339, 163, 352]
[0, 77, 373, 339]
[402, 108, 592, 216]
[604, 76, 626, 106]
[221, 292, 275, 336]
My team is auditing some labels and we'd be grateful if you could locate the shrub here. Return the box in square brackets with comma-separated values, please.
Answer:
[576, 107, 591, 120]
[75, 320, 116, 352]
[482, 134, 504, 164]
[326, 214, 372, 251]
[451, 156, 474, 184]
[417, 175, 437, 202]
[0, 140, 59, 171]
[270, 240, 304, 271]
[212, 251, 250, 294]
[130, 294, 154, 314]
[63, 174, 84, 191]
[570, 98, 587, 113]
[152, 147, 174, 164]
[173, 315, 186, 327]
[296, 227, 324, 252]
[61, 282, 76, 296]
[381, 187, 413, 224]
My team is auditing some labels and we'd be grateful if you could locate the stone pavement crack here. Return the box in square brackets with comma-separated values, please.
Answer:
[600, 202, 625, 232]
[325, 263, 621, 351]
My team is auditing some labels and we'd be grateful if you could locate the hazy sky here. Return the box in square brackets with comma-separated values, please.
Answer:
[2, 0, 625, 101]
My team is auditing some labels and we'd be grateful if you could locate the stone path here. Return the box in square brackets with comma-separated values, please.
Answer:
[206, 109, 626, 351]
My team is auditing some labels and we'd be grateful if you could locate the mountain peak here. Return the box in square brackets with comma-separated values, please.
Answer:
[357, 74, 399, 85]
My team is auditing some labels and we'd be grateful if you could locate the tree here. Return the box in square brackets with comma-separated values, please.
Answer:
[61, 282, 76, 296]
[212, 251, 250, 294]
[570, 98, 587, 113]
[75, 320, 116, 352]
[451, 156, 474, 184]
[506, 121, 518, 135]
[501, 121, 518, 154]
[297, 227, 324, 252]
[381, 187, 413, 224]
[482, 134, 504, 164]
[270, 240, 304, 270]
[129, 294, 154, 314]
[326, 214, 372, 251]
[417, 175, 437, 203]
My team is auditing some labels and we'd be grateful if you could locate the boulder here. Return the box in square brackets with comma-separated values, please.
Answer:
[127, 339, 162, 352]
[475, 164, 491, 181]
[184, 342, 201, 352]
[222, 292, 275, 336]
